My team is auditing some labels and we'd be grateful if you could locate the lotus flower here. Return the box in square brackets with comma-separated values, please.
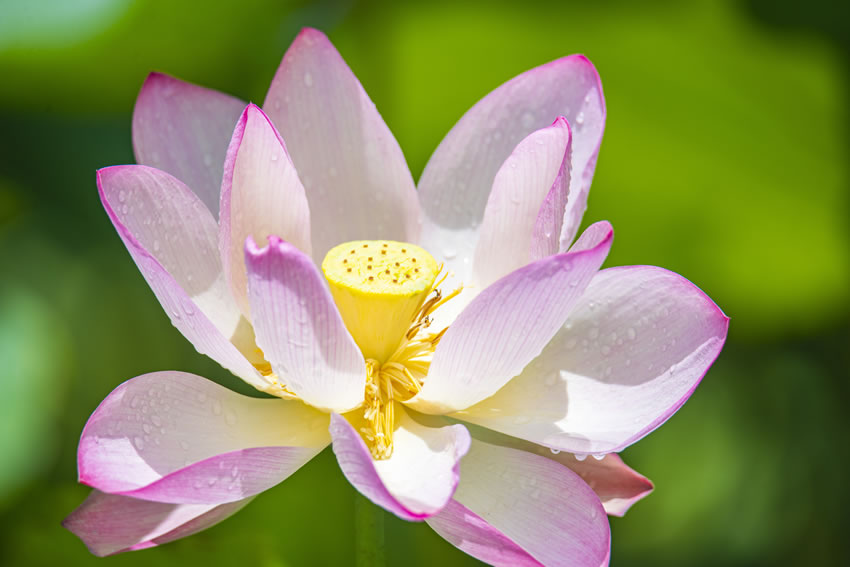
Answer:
[63, 28, 728, 566]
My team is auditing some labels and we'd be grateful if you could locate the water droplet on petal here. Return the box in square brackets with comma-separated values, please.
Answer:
[574, 453, 587, 462]
[304, 72, 314, 87]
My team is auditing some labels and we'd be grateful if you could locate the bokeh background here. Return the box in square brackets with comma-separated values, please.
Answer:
[1, 0, 848, 565]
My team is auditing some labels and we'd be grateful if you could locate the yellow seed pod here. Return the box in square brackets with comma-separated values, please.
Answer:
[322, 240, 439, 363]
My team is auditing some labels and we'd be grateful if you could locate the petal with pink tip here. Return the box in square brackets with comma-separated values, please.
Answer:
[98, 166, 266, 389]
[220, 104, 312, 316]
[263, 28, 420, 260]
[458, 266, 729, 454]
[554, 453, 653, 517]
[474, 117, 571, 287]
[78, 371, 328, 504]
[407, 222, 613, 414]
[426, 439, 610, 567]
[245, 238, 365, 413]
[132, 72, 245, 217]
[330, 411, 470, 521]
[63, 490, 253, 557]
[419, 55, 605, 280]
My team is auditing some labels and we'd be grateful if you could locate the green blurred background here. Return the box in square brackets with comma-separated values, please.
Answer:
[1, 0, 848, 565]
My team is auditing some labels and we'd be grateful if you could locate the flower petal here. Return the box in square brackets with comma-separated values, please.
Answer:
[554, 453, 653, 517]
[461, 425, 653, 517]
[458, 266, 729, 454]
[426, 439, 610, 567]
[407, 222, 613, 414]
[263, 28, 420, 259]
[426, 500, 543, 567]
[98, 165, 267, 389]
[245, 237, 365, 413]
[473, 117, 571, 287]
[220, 104, 312, 316]
[419, 55, 605, 280]
[63, 490, 252, 557]
[78, 371, 328, 504]
[132, 72, 245, 217]
[329, 411, 470, 520]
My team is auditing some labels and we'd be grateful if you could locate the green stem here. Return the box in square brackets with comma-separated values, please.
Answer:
[354, 492, 385, 567]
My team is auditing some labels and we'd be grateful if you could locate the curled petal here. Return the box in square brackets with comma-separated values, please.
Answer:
[408, 222, 613, 414]
[458, 266, 729, 454]
[330, 411, 470, 520]
[263, 28, 421, 260]
[78, 371, 328, 504]
[426, 439, 610, 567]
[132, 72, 245, 217]
[245, 237, 365, 413]
[220, 103, 312, 316]
[63, 490, 253, 556]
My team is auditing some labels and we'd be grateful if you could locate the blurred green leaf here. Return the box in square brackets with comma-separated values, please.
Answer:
[0, 287, 71, 507]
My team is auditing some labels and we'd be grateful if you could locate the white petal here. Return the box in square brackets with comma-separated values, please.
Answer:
[426, 439, 610, 567]
[132, 72, 245, 218]
[77, 371, 329, 504]
[458, 266, 729, 454]
[245, 237, 366, 413]
[98, 165, 266, 388]
[330, 411, 469, 520]
[407, 222, 613, 414]
[263, 28, 420, 260]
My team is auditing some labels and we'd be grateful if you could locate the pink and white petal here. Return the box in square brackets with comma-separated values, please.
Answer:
[220, 104, 312, 316]
[407, 222, 613, 415]
[427, 500, 543, 567]
[63, 490, 253, 557]
[461, 425, 653, 517]
[78, 371, 328, 504]
[245, 237, 365, 413]
[554, 453, 653, 517]
[426, 439, 610, 567]
[458, 266, 729, 455]
[263, 28, 420, 260]
[98, 166, 266, 388]
[419, 55, 605, 279]
[132, 72, 245, 217]
[473, 117, 571, 288]
[330, 411, 470, 521]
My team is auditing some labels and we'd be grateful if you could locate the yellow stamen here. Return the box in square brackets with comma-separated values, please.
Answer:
[323, 240, 462, 460]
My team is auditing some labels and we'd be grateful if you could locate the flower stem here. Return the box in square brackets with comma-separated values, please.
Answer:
[354, 492, 385, 566]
